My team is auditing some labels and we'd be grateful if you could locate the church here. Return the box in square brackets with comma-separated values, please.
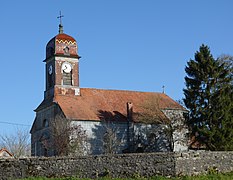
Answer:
[30, 21, 188, 156]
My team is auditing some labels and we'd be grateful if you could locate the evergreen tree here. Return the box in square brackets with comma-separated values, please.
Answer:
[183, 44, 233, 150]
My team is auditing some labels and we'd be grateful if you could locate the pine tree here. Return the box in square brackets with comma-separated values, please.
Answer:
[183, 44, 233, 150]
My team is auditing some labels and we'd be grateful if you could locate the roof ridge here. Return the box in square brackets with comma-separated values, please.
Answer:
[80, 87, 164, 94]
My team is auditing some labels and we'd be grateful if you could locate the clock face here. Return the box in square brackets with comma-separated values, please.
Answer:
[62, 62, 72, 73]
[48, 65, 53, 75]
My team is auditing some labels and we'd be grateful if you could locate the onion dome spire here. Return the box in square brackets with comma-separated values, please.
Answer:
[57, 11, 64, 34]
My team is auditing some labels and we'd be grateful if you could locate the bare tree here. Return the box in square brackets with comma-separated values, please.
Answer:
[217, 54, 233, 70]
[69, 122, 90, 156]
[42, 115, 88, 156]
[102, 122, 125, 154]
[0, 128, 31, 158]
[137, 95, 169, 124]
[136, 95, 188, 152]
[217, 54, 233, 85]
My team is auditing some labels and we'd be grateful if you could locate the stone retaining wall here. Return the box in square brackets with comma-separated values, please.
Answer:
[0, 152, 232, 179]
[175, 151, 233, 176]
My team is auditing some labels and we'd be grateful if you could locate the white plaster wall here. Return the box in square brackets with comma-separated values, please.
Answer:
[71, 120, 100, 137]
[162, 109, 189, 152]
[71, 108, 189, 155]
[134, 123, 171, 152]
[71, 120, 128, 154]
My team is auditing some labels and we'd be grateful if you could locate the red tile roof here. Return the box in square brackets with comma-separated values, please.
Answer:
[53, 88, 185, 122]
[55, 33, 76, 42]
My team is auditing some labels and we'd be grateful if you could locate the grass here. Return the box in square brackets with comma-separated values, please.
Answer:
[19, 171, 233, 180]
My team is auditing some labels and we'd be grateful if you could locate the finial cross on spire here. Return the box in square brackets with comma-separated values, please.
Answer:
[57, 11, 64, 25]
[57, 11, 64, 34]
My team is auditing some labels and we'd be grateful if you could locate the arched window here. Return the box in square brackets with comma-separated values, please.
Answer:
[42, 119, 49, 128]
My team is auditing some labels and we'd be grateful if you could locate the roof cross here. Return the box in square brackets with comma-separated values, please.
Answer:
[57, 11, 64, 34]
[57, 11, 64, 25]
[162, 85, 165, 94]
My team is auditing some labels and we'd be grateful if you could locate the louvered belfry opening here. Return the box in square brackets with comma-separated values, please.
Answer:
[63, 70, 72, 85]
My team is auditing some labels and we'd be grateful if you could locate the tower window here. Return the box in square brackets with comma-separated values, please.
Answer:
[63, 46, 70, 56]
[63, 70, 72, 85]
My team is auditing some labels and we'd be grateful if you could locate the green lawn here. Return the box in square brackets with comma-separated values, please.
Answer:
[19, 171, 233, 180]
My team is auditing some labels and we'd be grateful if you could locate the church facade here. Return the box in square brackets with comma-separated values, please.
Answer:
[30, 24, 188, 156]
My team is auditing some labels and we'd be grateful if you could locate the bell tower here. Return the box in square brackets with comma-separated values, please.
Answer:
[43, 14, 81, 99]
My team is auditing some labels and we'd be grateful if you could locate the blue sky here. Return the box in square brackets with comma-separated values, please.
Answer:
[0, 0, 233, 135]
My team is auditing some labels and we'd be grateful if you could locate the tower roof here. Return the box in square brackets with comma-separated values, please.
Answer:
[45, 32, 79, 60]
[44, 12, 79, 60]
[55, 33, 76, 42]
